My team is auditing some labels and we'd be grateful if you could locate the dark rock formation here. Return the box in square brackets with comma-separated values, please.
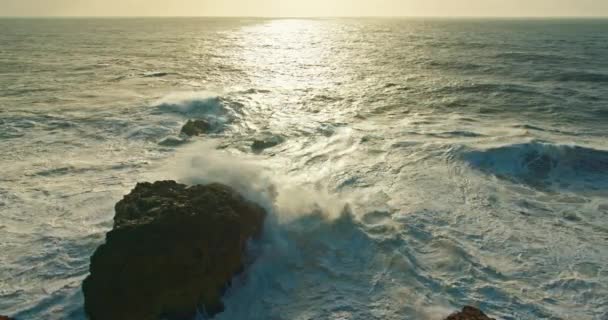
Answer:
[0, 316, 15, 320]
[251, 135, 284, 152]
[83, 181, 266, 320]
[445, 306, 496, 320]
[181, 119, 212, 136]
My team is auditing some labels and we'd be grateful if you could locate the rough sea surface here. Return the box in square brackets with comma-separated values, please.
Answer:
[1, 18, 607, 319]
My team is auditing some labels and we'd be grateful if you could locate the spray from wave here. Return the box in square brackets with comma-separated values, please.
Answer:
[150, 91, 238, 134]
[154, 140, 348, 222]
[153, 92, 225, 116]
[146, 141, 454, 319]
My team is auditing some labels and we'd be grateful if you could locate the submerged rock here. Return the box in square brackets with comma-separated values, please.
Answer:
[251, 135, 285, 152]
[82, 181, 266, 320]
[0, 316, 15, 320]
[445, 306, 496, 320]
[181, 119, 212, 136]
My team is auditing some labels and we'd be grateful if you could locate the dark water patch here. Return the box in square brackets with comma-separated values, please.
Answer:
[370, 104, 410, 115]
[381, 83, 411, 92]
[390, 139, 421, 147]
[427, 59, 491, 73]
[409, 120, 434, 125]
[314, 122, 345, 137]
[158, 136, 189, 147]
[361, 210, 392, 226]
[108, 75, 128, 82]
[34, 166, 75, 177]
[0, 129, 25, 139]
[0, 114, 80, 138]
[494, 52, 569, 64]
[1, 87, 58, 98]
[6, 234, 100, 318]
[13, 286, 85, 320]
[240, 88, 271, 94]
[457, 117, 479, 123]
[515, 199, 553, 216]
[592, 106, 608, 116]
[311, 94, 342, 102]
[553, 71, 608, 83]
[431, 82, 556, 113]
[251, 134, 285, 153]
[430, 131, 485, 138]
[126, 125, 173, 141]
[32, 161, 147, 177]
[512, 124, 548, 132]
[477, 107, 503, 114]
[142, 71, 171, 78]
[12, 120, 37, 129]
[45, 120, 77, 130]
[304, 154, 329, 166]
[511, 124, 585, 136]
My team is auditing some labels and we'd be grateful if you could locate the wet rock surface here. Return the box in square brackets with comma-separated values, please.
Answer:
[181, 119, 212, 136]
[445, 306, 496, 320]
[82, 180, 266, 320]
[251, 135, 285, 152]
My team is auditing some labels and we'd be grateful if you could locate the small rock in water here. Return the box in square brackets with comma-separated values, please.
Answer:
[445, 306, 495, 320]
[251, 135, 284, 152]
[181, 119, 212, 136]
[82, 180, 266, 320]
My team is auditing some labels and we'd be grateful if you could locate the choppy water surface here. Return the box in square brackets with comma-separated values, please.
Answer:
[1, 18, 608, 319]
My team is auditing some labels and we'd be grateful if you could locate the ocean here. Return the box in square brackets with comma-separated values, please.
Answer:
[1, 17, 607, 319]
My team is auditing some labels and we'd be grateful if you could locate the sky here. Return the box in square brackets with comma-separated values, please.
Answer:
[2, 0, 608, 17]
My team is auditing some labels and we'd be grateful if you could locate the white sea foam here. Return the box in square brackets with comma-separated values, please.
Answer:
[155, 140, 348, 223]
[152, 91, 228, 118]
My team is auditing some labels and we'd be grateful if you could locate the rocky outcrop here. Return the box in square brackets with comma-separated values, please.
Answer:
[181, 119, 212, 136]
[445, 306, 496, 320]
[0, 316, 16, 320]
[82, 181, 266, 320]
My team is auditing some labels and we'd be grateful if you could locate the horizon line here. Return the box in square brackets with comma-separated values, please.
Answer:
[1, 15, 608, 19]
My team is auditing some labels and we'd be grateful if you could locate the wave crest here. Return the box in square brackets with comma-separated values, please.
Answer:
[462, 141, 608, 190]
[152, 91, 226, 116]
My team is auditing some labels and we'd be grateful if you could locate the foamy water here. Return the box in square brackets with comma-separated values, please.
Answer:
[1, 18, 608, 319]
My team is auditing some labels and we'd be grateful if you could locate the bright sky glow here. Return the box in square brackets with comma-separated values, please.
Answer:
[2, 0, 608, 17]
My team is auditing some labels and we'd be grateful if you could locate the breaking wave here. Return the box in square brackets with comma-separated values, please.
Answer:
[462, 141, 608, 190]
[149, 141, 456, 320]
[152, 92, 226, 116]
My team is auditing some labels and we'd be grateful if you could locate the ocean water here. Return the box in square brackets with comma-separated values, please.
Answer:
[1, 18, 608, 320]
